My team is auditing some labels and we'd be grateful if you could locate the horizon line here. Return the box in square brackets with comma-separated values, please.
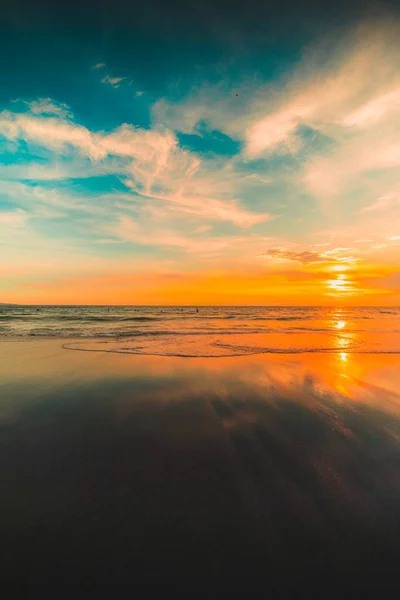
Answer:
[2, 303, 399, 308]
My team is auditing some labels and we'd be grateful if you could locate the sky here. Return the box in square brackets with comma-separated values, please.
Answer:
[0, 0, 399, 305]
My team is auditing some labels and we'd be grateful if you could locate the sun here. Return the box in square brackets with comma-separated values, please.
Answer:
[330, 264, 349, 272]
[325, 267, 356, 297]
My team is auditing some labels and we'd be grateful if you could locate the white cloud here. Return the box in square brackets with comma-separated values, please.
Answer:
[342, 88, 400, 128]
[125, 179, 271, 226]
[26, 98, 73, 119]
[0, 111, 106, 159]
[0, 104, 272, 229]
[101, 75, 126, 88]
[153, 19, 400, 220]
[245, 23, 400, 158]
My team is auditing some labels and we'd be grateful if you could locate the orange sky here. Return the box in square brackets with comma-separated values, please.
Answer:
[2, 257, 399, 305]
[1, 18, 400, 306]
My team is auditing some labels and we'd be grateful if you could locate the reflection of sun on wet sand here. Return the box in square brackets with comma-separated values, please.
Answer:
[0, 338, 399, 585]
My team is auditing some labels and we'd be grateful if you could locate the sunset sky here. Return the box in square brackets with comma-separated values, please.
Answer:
[0, 0, 399, 305]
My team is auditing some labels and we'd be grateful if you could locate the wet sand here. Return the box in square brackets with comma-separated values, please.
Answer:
[0, 339, 399, 587]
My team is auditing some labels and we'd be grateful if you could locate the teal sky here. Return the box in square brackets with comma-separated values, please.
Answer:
[1, 0, 400, 304]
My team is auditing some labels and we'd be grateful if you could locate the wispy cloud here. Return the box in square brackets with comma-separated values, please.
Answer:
[0, 106, 272, 227]
[263, 244, 366, 267]
[111, 215, 231, 253]
[109, 215, 278, 266]
[154, 21, 400, 161]
[25, 98, 73, 119]
[263, 248, 327, 264]
[0, 111, 106, 159]
[93, 63, 105, 69]
[0, 208, 27, 226]
[0, 181, 111, 218]
[357, 194, 400, 214]
[153, 19, 400, 234]
[101, 75, 126, 88]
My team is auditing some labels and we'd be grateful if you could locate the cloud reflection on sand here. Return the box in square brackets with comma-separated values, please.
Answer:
[0, 340, 399, 583]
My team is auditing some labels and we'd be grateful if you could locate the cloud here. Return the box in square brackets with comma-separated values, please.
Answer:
[153, 19, 400, 227]
[125, 180, 270, 226]
[102, 124, 269, 225]
[245, 30, 400, 158]
[244, 23, 400, 168]
[294, 26, 400, 205]
[0, 208, 27, 226]
[0, 160, 116, 181]
[169, 22, 399, 155]
[0, 111, 177, 164]
[153, 88, 249, 139]
[263, 244, 365, 266]
[25, 98, 73, 119]
[0, 163, 72, 181]
[109, 216, 278, 265]
[264, 248, 327, 264]
[342, 87, 400, 128]
[1, 17, 400, 305]
[0, 105, 271, 227]
[101, 75, 126, 88]
[0, 181, 112, 218]
[0, 108, 176, 162]
[2, 18, 399, 303]
[0, 110, 106, 159]
[357, 194, 400, 214]
[111, 215, 231, 253]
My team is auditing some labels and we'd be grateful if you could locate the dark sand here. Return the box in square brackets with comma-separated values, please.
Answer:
[0, 339, 399, 588]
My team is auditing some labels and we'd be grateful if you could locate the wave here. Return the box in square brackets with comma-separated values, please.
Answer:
[61, 342, 400, 358]
[0, 315, 161, 323]
[2, 325, 400, 339]
[1, 306, 399, 343]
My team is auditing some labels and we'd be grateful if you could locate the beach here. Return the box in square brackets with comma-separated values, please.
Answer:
[1, 332, 399, 586]
[3, 0, 400, 588]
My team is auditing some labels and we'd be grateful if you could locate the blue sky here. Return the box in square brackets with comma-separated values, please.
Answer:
[1, 0, 400, 304]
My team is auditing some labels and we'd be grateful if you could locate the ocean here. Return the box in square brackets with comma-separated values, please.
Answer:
[1, 304, 399, 356]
